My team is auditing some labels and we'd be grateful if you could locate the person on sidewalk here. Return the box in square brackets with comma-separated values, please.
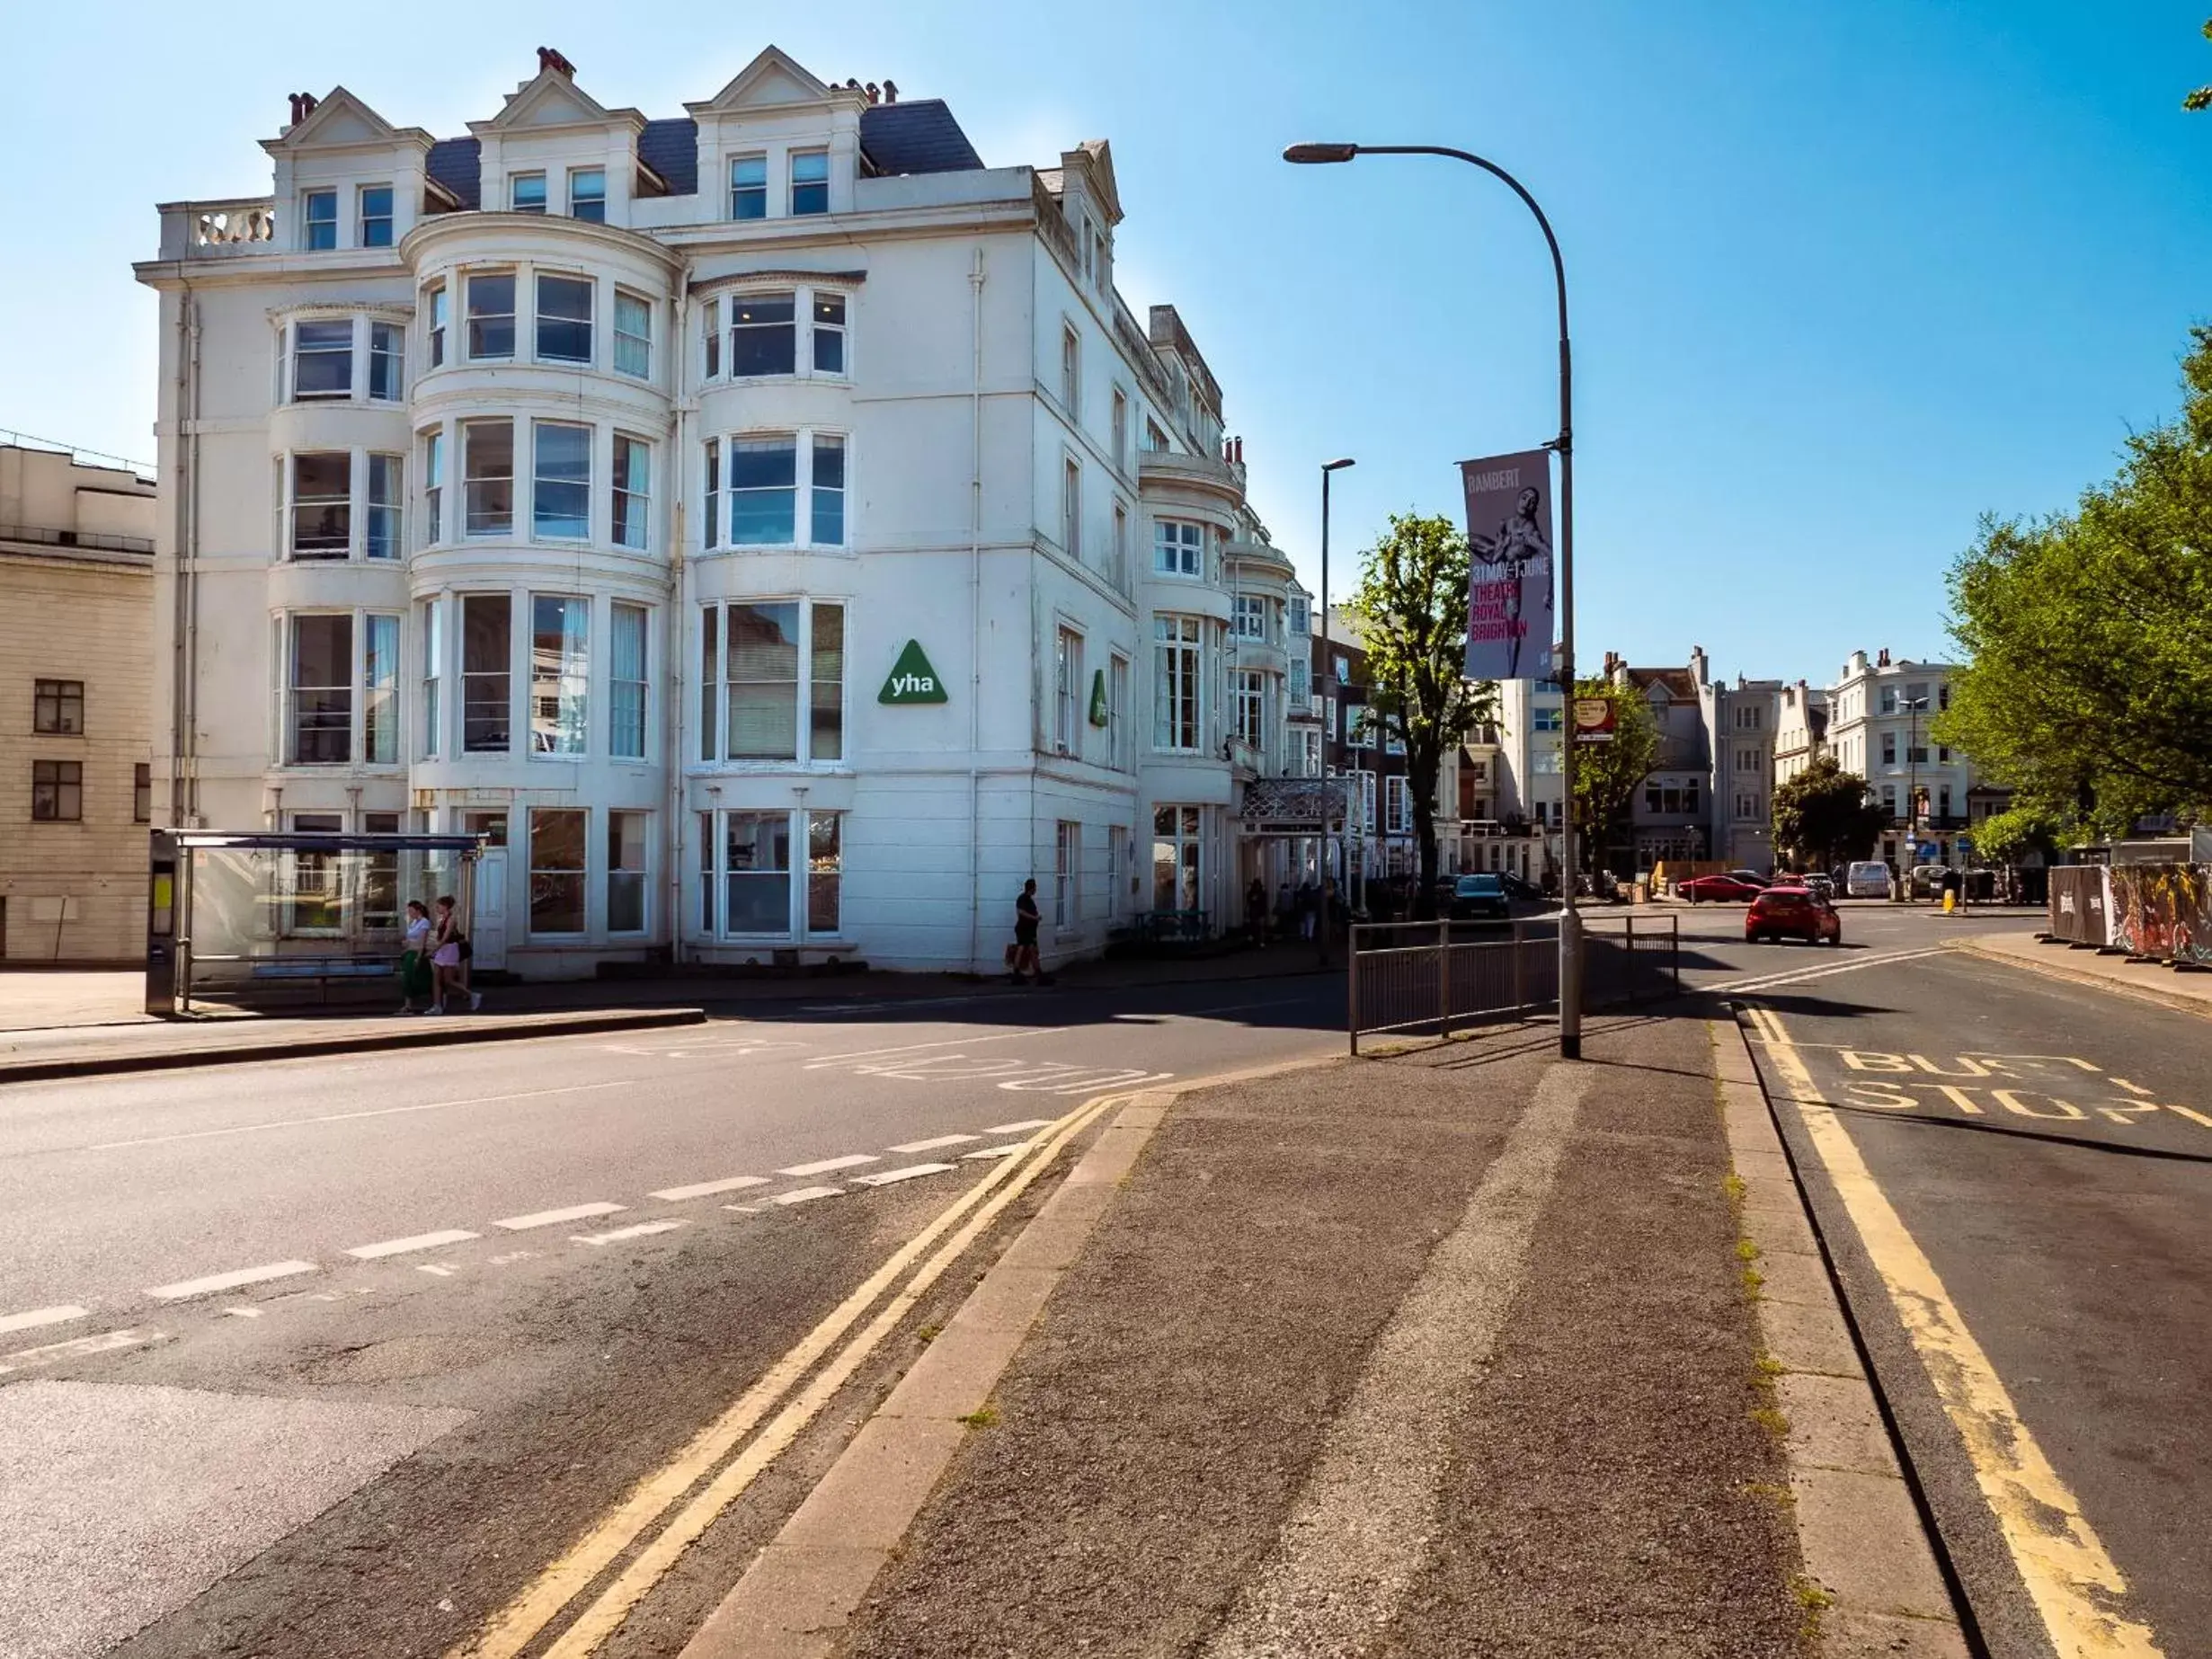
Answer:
[1296, 880, 1319, 942]
[396, 900, 434, 1015]
[1247, 877, 1270, 946]
[1010, 879, 1050, 986]
[430, 894, 482, 1013]
[1275, 880, 1296, 944]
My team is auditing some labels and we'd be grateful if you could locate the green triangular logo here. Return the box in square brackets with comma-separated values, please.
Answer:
[1088, 669, 1109, 726]
[878, 639, 948, 705]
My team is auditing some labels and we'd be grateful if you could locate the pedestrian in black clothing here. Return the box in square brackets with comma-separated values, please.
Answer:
[1010, 878, 1050, 986]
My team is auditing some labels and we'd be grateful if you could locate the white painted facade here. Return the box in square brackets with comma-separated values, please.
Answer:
[1824, 648, 1974, 867]
[135, 48, 1292, 976]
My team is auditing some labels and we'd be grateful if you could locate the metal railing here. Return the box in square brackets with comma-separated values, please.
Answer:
[1346, 910, 1679, 1054]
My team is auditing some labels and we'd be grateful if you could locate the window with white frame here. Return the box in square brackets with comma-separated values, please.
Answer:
[719, 430, 846, 546]
[464, 419, 513, 536]
[808, 810, 842, 932]
[292, 319, 352, 400]
[366, 454, 401, 560]
[1056, 820, 1079, 926]
[813, 294, 846, 373]
[702, 296, 722, 378]
[1879, 686, 1897, 714]
[607, 810, 648, 932]
[1301, 729, 1323, 776]
[610, 603, 648, 759]
[303, 189, 336, 250]
[1152, 804, 1202, 910]
[614, 291, 651, 378]
[700, 808, 842, 938]
[724, 812, 791, 932]
[702, 439, 720, 550]
[533, 421, 591, 540]
[732, 291, 795, 376]
[1108, 823, 1129, 917]
[280, 611, 398, 766]
[1737, 745, 1760, 773]
[1881, 732, 1897, 765]
[529, 808, 585, 936]
[1062, 458, 1081, 561]
[730, 155, 767, 219]
[698, 599, 845, 764]
[790, 149, 829, 215]
[1154, 519, 1204, 577]
[287, 453, 351, 558]
[1384, 719, 1405, 757]
[1108, 654, 1129, 770]
[369, 322, 404, 401]
[427, 284, 448, 368]
[1386, 776, 1409, 835]
[1289, 593, 1310, 634]
[569, 167, 606, 221]
[529, 595, 589, 757]
[1232, 595, 1266, 640]
[1234, 669, 1264, 746]
[422, 430, 445, 545]
[1153, 615, 1203, 752]
[612, 435, 650, 551]
[360, 185, 393, 247]
[1061, 325, 1081, 417]
[1111, 388, 1127, 469]
[511, 172, 547, 214]
[1290, 657, 1310, 704]
[1532, 704, 1565, 732]
[1112, 503, 1129, 588]
[462, 593, 511, 752]
[467, 273, 516, 360]
[1054, 625, 1082, 756]
[420, 598, 442, 759]
[537, 274, 592, 363]
[1346, 705, 1376, 749]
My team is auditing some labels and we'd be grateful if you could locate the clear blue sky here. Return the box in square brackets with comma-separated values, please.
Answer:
[5, 2, 2207, 686]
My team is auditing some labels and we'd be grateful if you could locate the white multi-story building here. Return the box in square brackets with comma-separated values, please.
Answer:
[1698, 663, 1781, 872]
[1825, 648, 1973, 868]
[1773, 680, 1828, 788]
[1491, 674, 1566, 873]
[135, 46, 1294, 976]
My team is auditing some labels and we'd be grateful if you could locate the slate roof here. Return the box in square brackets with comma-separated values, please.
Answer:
[419, 101, 979, 214]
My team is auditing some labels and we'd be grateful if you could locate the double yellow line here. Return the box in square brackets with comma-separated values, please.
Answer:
[450, 1093, 1124, 1659]
[1742, 1003, 2163, 1658]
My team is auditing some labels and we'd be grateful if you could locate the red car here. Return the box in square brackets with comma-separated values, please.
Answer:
[1746, 884, 1843, 945]
[1678, 874, 1764, 903]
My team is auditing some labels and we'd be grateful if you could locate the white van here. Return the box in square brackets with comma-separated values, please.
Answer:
[1845, 860, 1893, 899]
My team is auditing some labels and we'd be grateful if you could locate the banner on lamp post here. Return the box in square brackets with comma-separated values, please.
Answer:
[1460, 448, 1555, 681]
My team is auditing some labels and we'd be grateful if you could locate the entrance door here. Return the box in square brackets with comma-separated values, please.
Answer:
[471, 850, 508, 970]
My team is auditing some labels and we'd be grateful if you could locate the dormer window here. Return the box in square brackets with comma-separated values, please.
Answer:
[360, 186, 394, 248]
[790, 150, 830, 216]
[511, 172, 547, 214]
[731, 155, 767, 220]
[569, 168, 606, 222]
[303, 190, 337, 251]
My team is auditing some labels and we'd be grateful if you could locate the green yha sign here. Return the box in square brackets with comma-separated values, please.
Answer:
[878, 639, 948, 705]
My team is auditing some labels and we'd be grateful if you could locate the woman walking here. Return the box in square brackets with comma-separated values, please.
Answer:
[396, 900, 434, 1015]
[430, 893, 481, 1014]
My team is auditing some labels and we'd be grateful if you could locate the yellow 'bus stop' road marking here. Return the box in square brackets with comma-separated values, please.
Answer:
[1744, 1003, 2164, 1658]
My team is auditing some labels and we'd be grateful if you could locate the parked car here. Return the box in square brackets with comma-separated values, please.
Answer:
[1450, 873, 1510, 920]
[1844, 860, 1895, 899]
[1799, 872, 1835, 900]
[1677, 873, 1765, 903]
[1725, 869, 1770, 889]
[1746, 883, 1843, 945]
[1498, 871, 1544, 903]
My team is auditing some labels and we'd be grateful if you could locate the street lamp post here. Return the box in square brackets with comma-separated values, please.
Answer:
[1285, 140, 1583, 1059]
[1318, 456, 1355, 968]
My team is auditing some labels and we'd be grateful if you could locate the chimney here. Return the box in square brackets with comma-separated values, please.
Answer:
[288, 92, 305, 127]
[1877, 647, 1891, 668]
[865, 81, 881, 104]
[883, 78, 898, 103]
[537, 46, 577, 77]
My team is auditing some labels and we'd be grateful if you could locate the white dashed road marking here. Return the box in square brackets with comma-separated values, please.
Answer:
[848, 1162, 957, 1187]
[962, 1142, 1028, 1160]
[886, 1133, 981, 1154]
[417, 1264, 459, 1277]
[573, 1220, 688, 1246]
[768, 1185, 843, 1206]
[494, 1202, 625, 1231]
[0, 1305, 88, 1336]
[223, 1307, 263, 1318]
[344, 1229, 481, 1260]
[649, 1176, 769, 1202]
[777, 1154, 878, 1177]
[0, 1327, 165, 1375]
[146, 1260, 318, 1302]
[986, 1119, 1056, 1135]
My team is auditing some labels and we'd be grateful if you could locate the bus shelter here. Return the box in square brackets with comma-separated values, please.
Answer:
[145, 830, 481, 1014]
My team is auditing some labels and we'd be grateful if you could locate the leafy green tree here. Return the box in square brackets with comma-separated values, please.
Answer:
[1346, 513, 1495, 914]
[1934, 326, 2212, 836]
[1966, 804, 2065, 866]
[2188, 16, 2211, 111]
[1771, 754, 1885, 870]
[1568, 679, 1658, 873]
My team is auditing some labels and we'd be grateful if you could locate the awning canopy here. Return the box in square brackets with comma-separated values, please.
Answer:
[1238, 777, 1350, 835]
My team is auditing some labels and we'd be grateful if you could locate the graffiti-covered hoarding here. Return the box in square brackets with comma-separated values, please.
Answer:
[2105, 864, 2212, 964]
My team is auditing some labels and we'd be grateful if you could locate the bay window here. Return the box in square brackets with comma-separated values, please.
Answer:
[703, 439, 720, 550]
[1232, 595, 1266, 639]
[292, 320, 352, 400]
[698, 808, 842, 939]
[612, 435, 650, 550]
[1153, 615, 1203, 751]
[421, 599, 442, 759]
[427, 284, 448, 368]
[532, 421, 591, 540]
[467, 273, 516, 360]
[699, 598, 844, 764]
[462, 593, 511, 752]
[288, 453, 351, 558]
[422, 430, 444, 545]
[368, 323, 404, 400]
[529, 808, 586, 936]
[811, 436, 846, 546]
[364, 614, 398, 763]
[732, 292, 795, 376]
[717, 430, 847, 547]
[287, 614, 351, 763]
[723, 812, 791, 933]
[812, 294, 846, 373]
[608, 811, 648, 933]
[365, 454, 401, 560]
[731, 436, 795, 545]
[529, 594, 589, 756]
[614, 291, 651, 378]
[1234, 669, 1265, 746]
[702, 297, 722, 378]
[463, 419, 514, 536]
[1154, 519, 1204, 577]
[537, 274, 593, 363]
[610, 603, 648, 759]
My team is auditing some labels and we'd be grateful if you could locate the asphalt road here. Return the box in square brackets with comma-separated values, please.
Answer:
[1697, 904, 2208, 1659]
[0, 972, 1343, 1659]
